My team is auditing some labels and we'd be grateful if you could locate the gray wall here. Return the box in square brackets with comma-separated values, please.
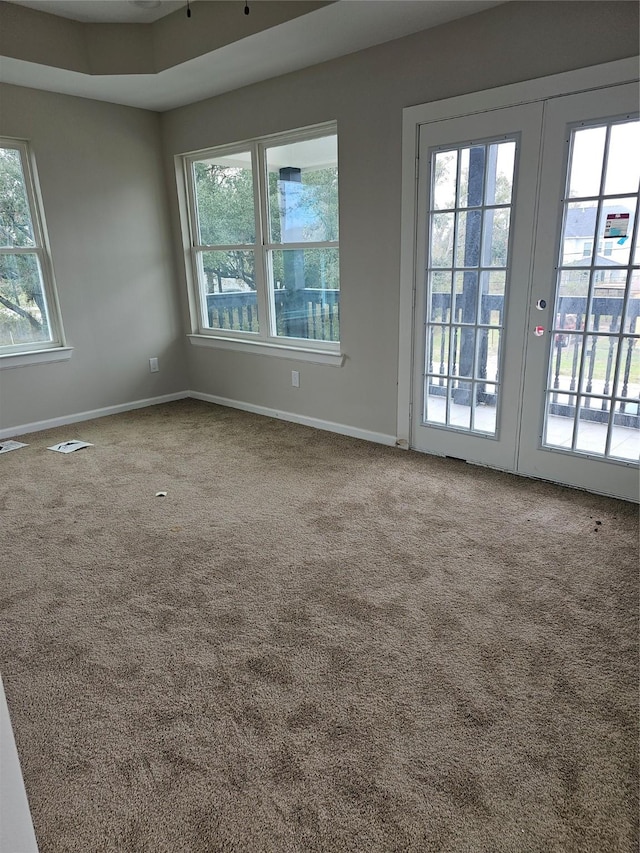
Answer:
[161, 1, 639, 439]
[0, 2, 637, 436]
[0, 85, 186, 432]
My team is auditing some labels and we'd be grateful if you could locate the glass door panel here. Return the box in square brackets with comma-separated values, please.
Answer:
[412, 104, 544, 470]
[423, 137, 514, 436]
[519, 83, 640, 501]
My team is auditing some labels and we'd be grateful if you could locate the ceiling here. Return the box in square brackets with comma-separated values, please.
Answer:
[7, 1, 185, 23]
[0, 1, 507, 111]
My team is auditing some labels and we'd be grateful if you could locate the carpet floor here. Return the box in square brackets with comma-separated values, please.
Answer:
[0, 399, 637, 852]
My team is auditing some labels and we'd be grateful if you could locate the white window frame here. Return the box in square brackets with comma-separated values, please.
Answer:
[0, 138, 69, 368]
[178, 122, 343, 366]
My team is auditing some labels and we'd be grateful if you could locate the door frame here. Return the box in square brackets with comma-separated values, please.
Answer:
[397, 57, 640, 485]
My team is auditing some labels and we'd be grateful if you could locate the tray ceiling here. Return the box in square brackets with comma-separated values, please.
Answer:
[0, 1, 508, 111]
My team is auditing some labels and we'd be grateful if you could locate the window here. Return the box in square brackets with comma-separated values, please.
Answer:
[423, 138, 516, 435]
[182, 124, 340, 355]
[544, 116, 639, 462]
[0, 139, 64, 358]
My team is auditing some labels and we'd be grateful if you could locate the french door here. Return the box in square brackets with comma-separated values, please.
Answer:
[410, 81, 639, 501]
[518, 86, 639, 499]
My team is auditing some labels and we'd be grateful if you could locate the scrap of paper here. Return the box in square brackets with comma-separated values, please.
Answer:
[47, 440, 94, 453]
[0, 440, 28, 454]
[604, 212, 630, 239]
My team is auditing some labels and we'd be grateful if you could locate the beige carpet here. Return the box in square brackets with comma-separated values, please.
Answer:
[0, 399, 637, 853]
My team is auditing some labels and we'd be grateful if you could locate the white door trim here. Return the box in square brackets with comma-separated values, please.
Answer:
[397, 56, 640, 449]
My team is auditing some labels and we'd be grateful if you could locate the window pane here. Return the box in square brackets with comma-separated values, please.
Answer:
[0, 147, 35, 248]
[453, 271, 477, 323]
[266, 135, 338, 244]
[430, 212, 454, 267]
[561, 201, 598, 265]
[198, 250, 258, 333]
[477, 329, 501, 382]
[544, 393, 576, 449]
[450, 326, 475, 378]
[485, 141, 516, 206]
[458, 146, 485, 208]
[0, 253, 51, 346]
[473, 382, 498, 434]
[426, 325, 450, 376]
[615, 337, 638, 399]
[610, 403, 640, 462]
[269, 248, 339, 342]
[192, 152, 254, 245]
[575, 398, 608, 455]
[485, 270, 507, 297]
[604, 121, 640, 196]
[449, 382, 472, 428]
[568, 126, 606, 199]
[428, 271, 452, 322]
[455, 209, 482, 267]
[424, 376, 447, 424]
[479, 272, 505, 326]
[432, 150, 458, 210]
[580, 334, 618, 395]
[624, 271, 640, 334]
[557, 267, 590, 302]
[482, 207, 510, 267]
[597, 198, 636, 267]
[588, 275, 626, 332]
[549, 332, 583, 393]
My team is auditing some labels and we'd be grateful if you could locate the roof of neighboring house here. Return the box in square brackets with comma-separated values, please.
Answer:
[564, 255, 625, 267]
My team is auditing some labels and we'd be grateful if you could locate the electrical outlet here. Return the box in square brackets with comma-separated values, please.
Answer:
[149, 357, 159, 373]
[291, 370, 300, 388]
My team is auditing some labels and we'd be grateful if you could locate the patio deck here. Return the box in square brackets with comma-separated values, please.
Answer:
[424, 394, 639, 462]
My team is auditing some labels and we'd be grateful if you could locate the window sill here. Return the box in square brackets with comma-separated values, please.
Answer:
[0, 347, 73, 370]
[188, 334, 345, 366]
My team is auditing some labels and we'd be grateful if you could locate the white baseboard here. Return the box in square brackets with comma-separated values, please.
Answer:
[188, 391, 398, 447]
[1, 389, 398, 449]
[0, 392, 189, 440]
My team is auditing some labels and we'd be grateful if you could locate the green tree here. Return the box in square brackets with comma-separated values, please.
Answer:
[194, 162, 256, 293]
[430, 150, 512, 270]
[0, 147, 49, 343]
[194, 160, 339, 294]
